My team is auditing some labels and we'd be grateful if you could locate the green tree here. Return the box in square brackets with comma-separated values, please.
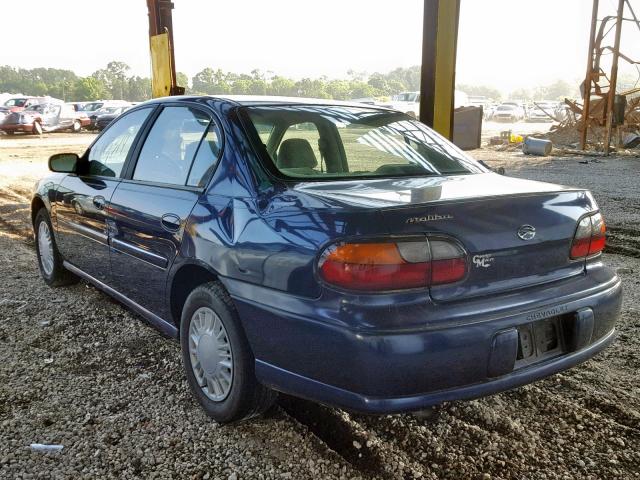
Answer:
[73, 77, 108, 101]
[192, 67, 231, 94]
[326, 80, 351, 100]
[267, 76, 296, 96]
[509, 88, 532, 102]
[536, 79, 577, 100]
[127, 76, 151, 101]
[92, 61, 131, 99]
[176, 72, 189, 92]
[456, 83, 502, 101]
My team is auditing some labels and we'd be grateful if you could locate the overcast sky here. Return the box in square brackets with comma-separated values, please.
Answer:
[1, 0, 638, 93]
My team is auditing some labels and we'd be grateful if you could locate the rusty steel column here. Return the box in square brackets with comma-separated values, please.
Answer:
[603, 0, 625, 155]
[580, 0, 600, 150]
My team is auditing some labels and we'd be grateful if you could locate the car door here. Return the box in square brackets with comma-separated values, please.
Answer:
[41, 105, 61, 131]
[54, 107, 154, 283]
[108, 104, 223, 316]
[58, 104, 76, 130]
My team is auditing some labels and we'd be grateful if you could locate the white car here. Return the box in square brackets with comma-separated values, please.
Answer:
[492, 103, 526, 122]
[379, 90, 469, 119]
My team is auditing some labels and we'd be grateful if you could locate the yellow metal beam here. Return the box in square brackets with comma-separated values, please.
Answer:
[150, 33, 173, 98]
[419, 0, 461, 140]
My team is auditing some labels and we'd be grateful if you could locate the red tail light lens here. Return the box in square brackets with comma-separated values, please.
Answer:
[570, 212, 606, 259]
[429, 239, 467, 285]
[318, 239, 467, 292]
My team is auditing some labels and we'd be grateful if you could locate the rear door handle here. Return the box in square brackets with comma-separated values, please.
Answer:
[161, 213, 181, 233]
[93, 196, 106, 210]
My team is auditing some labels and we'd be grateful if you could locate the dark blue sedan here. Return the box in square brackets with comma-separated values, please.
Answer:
[31, 96, 622, 423]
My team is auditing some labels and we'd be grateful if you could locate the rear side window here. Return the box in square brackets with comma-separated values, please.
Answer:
[186, 124, 222, 187]
[133, 106, 220, 187]
[88, 108, 151, 177]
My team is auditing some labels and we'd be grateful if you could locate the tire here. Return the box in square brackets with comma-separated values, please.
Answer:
[34, 209, 79, 287]
[180, 281, 277, 423]
[71, 120, 81, 133]
[32, 122, 43, 135]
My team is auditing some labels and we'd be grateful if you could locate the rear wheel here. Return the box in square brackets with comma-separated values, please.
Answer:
[71, 120, 81, 133]
[34, 209, 79, 287]
[180, 282, 277, 423]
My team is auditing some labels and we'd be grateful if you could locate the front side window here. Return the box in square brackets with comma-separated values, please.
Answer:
[133, 106, 214, 186]
[245, 105, 486, 180]
[87, 108, 151, 177]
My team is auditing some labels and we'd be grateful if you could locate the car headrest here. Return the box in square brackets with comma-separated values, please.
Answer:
[277, 138, 318, 169]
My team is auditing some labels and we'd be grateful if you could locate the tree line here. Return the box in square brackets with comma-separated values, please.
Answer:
[2, 60, 621, 103]
[0, 62, 424, 102]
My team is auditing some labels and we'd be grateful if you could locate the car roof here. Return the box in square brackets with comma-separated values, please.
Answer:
[142, 94, 390, 110]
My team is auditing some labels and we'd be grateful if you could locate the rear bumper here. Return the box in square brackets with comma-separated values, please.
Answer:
[255, 328, 616, 413]
[224, 267, 622, 413]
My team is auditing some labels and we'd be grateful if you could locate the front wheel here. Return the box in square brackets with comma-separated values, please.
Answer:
[180, 282, 277, 423]
[71, 120, 81, 133]
[34, 209, 79, 287]
[32, 122, 43, 135]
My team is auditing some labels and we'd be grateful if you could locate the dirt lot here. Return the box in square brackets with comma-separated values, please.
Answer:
[0, 133, 639, 479]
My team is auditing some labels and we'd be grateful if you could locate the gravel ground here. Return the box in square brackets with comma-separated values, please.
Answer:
[0, 135, 639, 479]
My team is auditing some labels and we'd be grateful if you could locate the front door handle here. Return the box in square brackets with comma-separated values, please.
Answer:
[93, 196, 106, 210]
[161, 213, 181, 233]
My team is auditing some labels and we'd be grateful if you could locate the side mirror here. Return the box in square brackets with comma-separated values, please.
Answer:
[49, 153, 79, 173]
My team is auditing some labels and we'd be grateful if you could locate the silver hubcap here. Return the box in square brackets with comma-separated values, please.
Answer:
[189, 307, 233, 401]
[38, 221, 54, 276]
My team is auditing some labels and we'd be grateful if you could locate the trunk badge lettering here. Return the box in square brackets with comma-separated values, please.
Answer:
[517, 225, 536, 241]
[406, 213, 453, 224]
[473, 254, 494, 268]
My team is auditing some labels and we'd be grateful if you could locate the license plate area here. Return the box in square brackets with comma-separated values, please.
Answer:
[515, 316, 566, 368]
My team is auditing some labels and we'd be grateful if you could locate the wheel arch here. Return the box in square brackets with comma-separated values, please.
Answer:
[168, 261, 221, 328]
[31, 195, 46, 227]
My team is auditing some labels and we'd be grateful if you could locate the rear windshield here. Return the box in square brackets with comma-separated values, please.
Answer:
[243, 105, 485, 180]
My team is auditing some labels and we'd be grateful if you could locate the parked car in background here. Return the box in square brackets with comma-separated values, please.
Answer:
[378, 91, 421, 118]
[78, 101, 105, 114]
[95, 105, 132, 131]
[85, 101, 131, 130]
[380, 90, 469, 119]
[0, 96, 48, 114]
[492, 103, 526, 122]
[68, 101, 92, 112]
[526, 102, 559, 122]
[0, 102, 89, 135]
[32, 95, 621, 423]
[89, 104, 131, 130]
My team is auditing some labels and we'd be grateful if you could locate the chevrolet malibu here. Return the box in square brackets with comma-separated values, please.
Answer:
[31, 96, 622, 423]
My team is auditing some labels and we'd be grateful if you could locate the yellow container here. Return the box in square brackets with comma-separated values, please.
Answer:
[510, 133, 524, 144]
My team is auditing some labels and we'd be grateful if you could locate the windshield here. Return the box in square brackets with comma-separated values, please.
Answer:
[244, 105, 486, 180]
[4, 98, 27, 107]
[25, 104, 45, 113]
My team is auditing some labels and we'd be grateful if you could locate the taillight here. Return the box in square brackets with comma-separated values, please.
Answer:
[429, 239, 467, 285]
[318, 238, 467, 292]
[570, 212, 606, 259]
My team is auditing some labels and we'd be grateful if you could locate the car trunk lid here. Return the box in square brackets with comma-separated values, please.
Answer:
[295, 173, 594, 301]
